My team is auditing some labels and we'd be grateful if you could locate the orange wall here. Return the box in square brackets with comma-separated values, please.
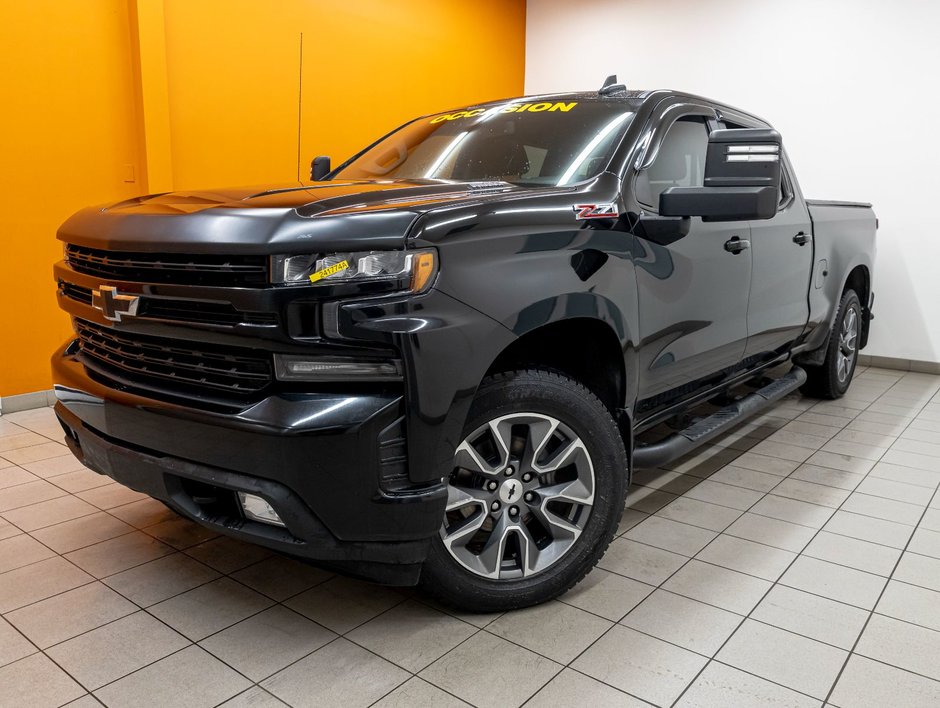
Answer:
[0, 0, 526, 398]
[0, 1, 143, 398]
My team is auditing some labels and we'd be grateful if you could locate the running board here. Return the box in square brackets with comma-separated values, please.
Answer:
[632, 366, 807, 470]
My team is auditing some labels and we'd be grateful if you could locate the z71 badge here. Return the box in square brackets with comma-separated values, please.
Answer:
[573, 203, 618, 220]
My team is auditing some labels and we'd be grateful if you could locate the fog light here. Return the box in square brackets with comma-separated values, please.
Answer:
[237, 492, 285, 527]
[274, 355, 402, 381]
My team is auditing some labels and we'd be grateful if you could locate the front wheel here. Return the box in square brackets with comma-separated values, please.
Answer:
[802, 289, 862, 399]
[420, 369, 627, 613]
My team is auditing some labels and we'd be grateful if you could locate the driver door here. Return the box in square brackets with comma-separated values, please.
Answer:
[631, 111, 753, 419]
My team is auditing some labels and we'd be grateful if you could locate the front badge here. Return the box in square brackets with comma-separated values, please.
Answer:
[91, 286, 140, 322]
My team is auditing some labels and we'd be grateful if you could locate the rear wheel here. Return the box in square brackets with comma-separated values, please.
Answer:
[420, 369, 627, 612]
[802, 289, 862, 399]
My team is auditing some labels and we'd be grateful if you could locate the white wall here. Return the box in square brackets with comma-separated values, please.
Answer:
[526, 0, 940, 363]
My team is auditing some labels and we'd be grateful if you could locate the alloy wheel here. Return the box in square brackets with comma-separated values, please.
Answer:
[440, 413, 595, 580]
[837, 305, 859, 383]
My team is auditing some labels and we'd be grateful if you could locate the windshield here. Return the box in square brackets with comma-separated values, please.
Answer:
[333, 100, 634, 187]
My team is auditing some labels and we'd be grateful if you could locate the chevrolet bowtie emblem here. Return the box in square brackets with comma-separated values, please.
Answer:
[91, 286, 140, 322]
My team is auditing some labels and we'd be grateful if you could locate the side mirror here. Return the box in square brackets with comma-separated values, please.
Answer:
[310, 156, 331, 181]
[660, 128, 782, 221]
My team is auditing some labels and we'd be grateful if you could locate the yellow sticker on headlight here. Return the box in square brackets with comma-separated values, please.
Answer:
[309, 260, 349, 283]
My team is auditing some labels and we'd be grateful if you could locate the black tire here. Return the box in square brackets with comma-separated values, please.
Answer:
[802, 289, 862, 399]
[419, 369, 627, 613]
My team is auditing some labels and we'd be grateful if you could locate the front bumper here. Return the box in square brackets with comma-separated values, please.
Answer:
[52, 343, 447, 584]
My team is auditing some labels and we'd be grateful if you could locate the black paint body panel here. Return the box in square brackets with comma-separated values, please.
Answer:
[51, 90, 876, 582]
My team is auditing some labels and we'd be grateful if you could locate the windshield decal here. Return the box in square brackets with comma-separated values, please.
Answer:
[430, 101, 578, 124]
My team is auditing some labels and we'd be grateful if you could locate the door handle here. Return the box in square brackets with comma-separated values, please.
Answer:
[793, 231, 811, 246]
[724, 237, 750, 254]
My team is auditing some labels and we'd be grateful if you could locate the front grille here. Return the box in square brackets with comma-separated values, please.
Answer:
[65, 244, 268, 287]
[59, 283, 278, 327]
[75, 319, 272, 399]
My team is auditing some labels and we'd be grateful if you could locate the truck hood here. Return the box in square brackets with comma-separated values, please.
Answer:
[57, 179, 549, 255]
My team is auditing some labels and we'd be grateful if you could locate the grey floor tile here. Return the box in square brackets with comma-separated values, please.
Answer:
[598, 536, 687, 585]
[0, 617, 35, 668]
[0, 652, 85, 707]
[0, 479, 67, 512]
[31, 512, 135, 554]
[621, 588, 741, 656]
[18, 454, 86, 479]
[724, 512, 816, 553]
[868, 461, 940, 489]
[558, 567, 653, 621]
[229, 555, 332, 601]
[802, 531, 902, 577]
[771, 478, 851, 508]
[893, 552, 940, 592]
[682, 479, 765, 511]
[219, 686, 289, 708]
[94, 645, 250, 708]
[708, 465, 782, 492]
[881, 449, 940, 473]
[143, 516, 219, 549]
[487, 599, 611, 664]
[616, 508, 648, 535]
[46, 467, 112, 494]
[0, 532, 55, 573]
[790, 464, 864, 491]
[632, 468, 701, 495]
[1, 443, 71, 466]
[750, 440, 814, 463]
[750, 495, 833, 529]
[876, 580, 940, 632]
[623, 515, 717, 556]
[572, 624, 707, 706]
[284, 575, 406, 634]
[731, 452, 801, 476]
[696, 534, 796, 581]
[717, 619, 846, 699]
[200, 605, 335, 681]
[841, 492, 925, 526]
[655, 497, 743, 532]
[108, 497, 179, 529]
[823, 510, 914, 549]
[347, 598, 477, 672]
[64, 530, 175, 578]
[75, 483, 147, 510]
[373, 677, 472, 708]
[676, 661, 819, 708]
[806, 450, 874, 475]
[751, 585, 868, 650]
[5, 581, 136, 649]
[0, 467, 38, 490]
[102, 552, 220, 607]
[908, 527, 940, 559]
[526, 668, 647, 707]
[0, 556, 92, 613]
[829, 654, 940, 708]
[820, 439, 888, 461]
[47, 611, 189, 690]
[1, 494, 98, 532]
[420, 631, 560, 708]
[182, 535, 272, 574]
[856, 613, 940, 681]
[855, 476, 934, 505]
[264, 638, 410, 708]
[624, 486, 677, 514]
[663, 559, 771, 615]
[780, 556, 886, 610]
[148, 576, 273, 641]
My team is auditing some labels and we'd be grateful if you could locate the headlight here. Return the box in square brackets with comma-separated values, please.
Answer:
[272, 249, 436, 292]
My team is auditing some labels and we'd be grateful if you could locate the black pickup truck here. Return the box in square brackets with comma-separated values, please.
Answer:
[52, 81, 876, 611]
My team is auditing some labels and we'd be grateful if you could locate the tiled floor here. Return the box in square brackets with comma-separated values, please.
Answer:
[1, 365, 940, 707]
